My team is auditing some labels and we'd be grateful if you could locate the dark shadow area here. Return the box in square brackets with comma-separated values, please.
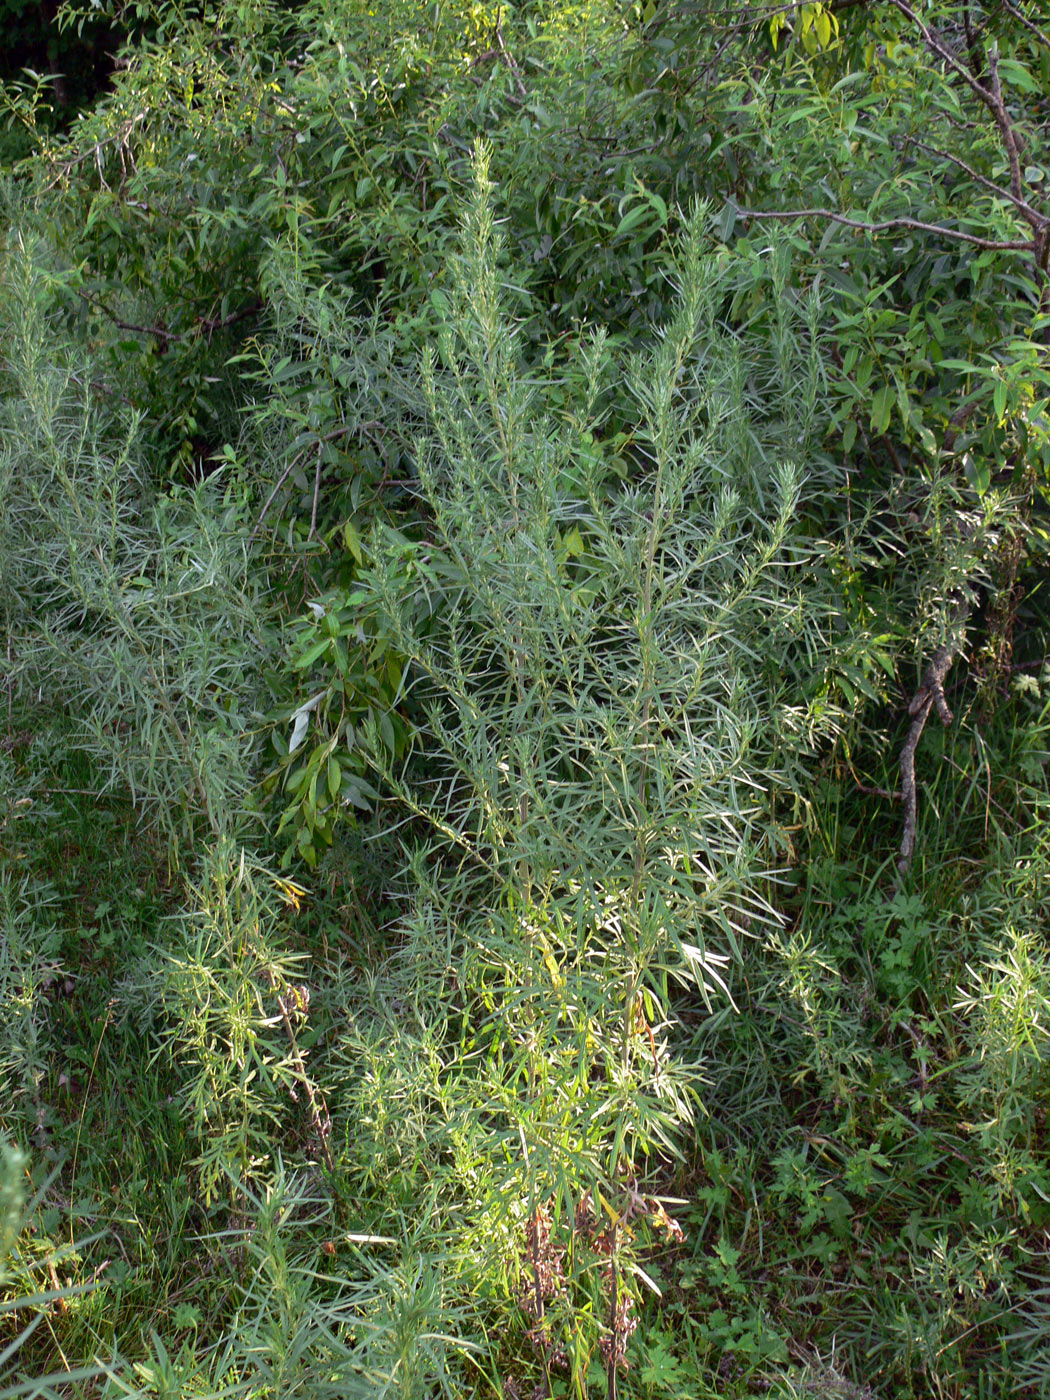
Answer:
[0, 0, 122, 119]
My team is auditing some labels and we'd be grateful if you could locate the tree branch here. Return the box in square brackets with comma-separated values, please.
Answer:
[198, 299, 263, 338]
[891, 0, 1037, 234]
[889, 0, 996, 106]
[987, 45, 1025, 209]
[732, 204, 1033, 250]
[77, 289, 263, 348]
[962, 0, 986, 85]
[495, 20, 528, 100]
[1000, 0, 1050, 53]
[902, 136, 1046, 231]
[76, 289, 176, 349]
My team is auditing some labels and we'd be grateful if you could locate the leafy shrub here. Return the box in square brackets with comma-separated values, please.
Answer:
[0, 228, 280, 844]
[322, 146, 850, 1387]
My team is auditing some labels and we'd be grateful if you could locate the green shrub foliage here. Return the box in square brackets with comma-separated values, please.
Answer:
[0, 229, 280, 842]
[2, 2, 1050, 1397]
[336, 147, 843, 1382]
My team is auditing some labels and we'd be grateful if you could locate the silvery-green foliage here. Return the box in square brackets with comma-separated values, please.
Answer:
[376, 147, 837, 936]
[0, 230, 279, 844]
[353, 146, 845, 1351]
[953, 813, 1050, 1220]
[381, 149, 836, 924]
[116, 1167, 468, 1400]
[227, 1172, 470, 1400]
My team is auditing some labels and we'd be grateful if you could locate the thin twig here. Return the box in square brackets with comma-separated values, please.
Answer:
[198, 299, 263, 339]
[642, 0, 799, 41]
[902, 136, 1045, 226]
[606, 1236, 619, 1400]
[889, 0, 996, 105]
[733, 204, 1033, 251]
[495, 21, 528, 100]
[891, 0, 1041, 241]
[962, 0, 986, 85]
[76, 289, 262, 348]
[66, 370, 135, 408]
[43, 114, 147, 189]
[248, 454, 302, 545]
[987, 45, 1026, 211]
[575, 131, 670, 159]
[1000, 0, 1050, 52]
[251, 422, 389, 544]
[308, 439, 327, 548]
[856, 782, 902, 802]
[76, 289, 176, 349]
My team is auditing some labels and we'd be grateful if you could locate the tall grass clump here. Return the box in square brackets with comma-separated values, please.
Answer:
[331, 145, 846, 1389]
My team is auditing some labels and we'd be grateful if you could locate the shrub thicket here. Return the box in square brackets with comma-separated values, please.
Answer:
[2, 3, 1049, 1398]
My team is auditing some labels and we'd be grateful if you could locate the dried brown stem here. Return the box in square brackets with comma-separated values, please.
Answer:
[309, 438, 324, 543]
[605, 1239, 620, 1400]
[277, 984, 334, 1171]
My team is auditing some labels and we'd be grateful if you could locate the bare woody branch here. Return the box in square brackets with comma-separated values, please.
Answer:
[902, 136, 1046, 228]
[889, 0, 1046, 239]
[1000, 0, 1050, 53]
[889, 0, 1000, 105]
[987, 45, 1025, 210]
[76, 289, 263, 348]
[731, 205, 1033, 250]
[898, 642, 957, 877]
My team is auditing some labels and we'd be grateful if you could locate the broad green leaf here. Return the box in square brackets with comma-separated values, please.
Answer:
[870, 384, 894, 435]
